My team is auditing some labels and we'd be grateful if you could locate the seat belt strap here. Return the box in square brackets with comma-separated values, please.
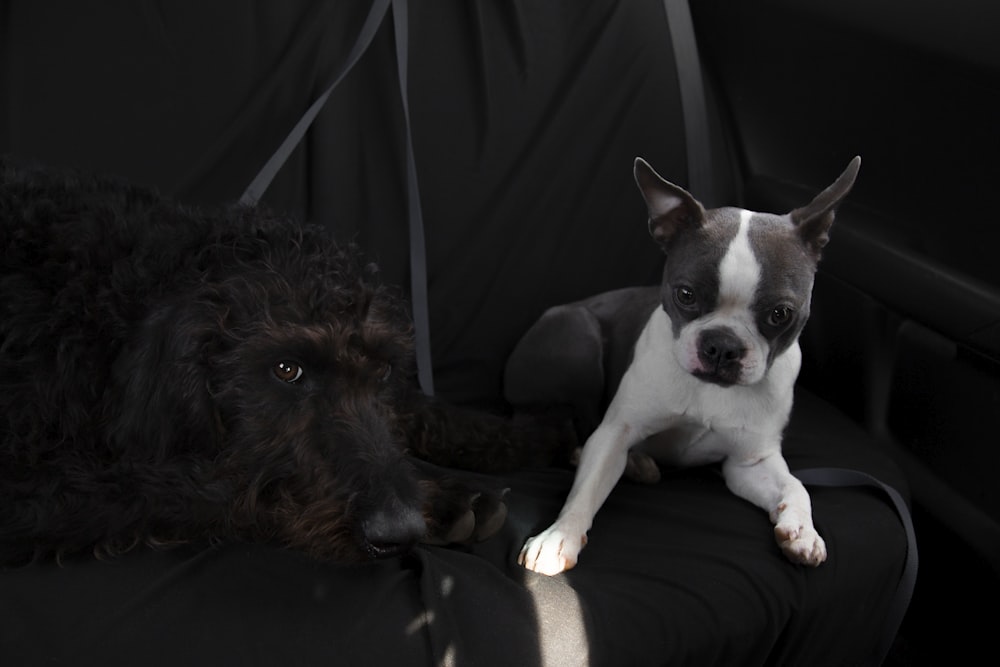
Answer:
[391, 0, 434, 396]
[794, 467, 919, 666]
[240, 0, 435, 396]
[663, 0, 721, 206]
[240, 0, 390, 207]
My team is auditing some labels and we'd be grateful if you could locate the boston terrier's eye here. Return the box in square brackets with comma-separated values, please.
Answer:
[674, 286, 697, 309]
[767, 306, 793, 327]
[274, 360, 304, 384]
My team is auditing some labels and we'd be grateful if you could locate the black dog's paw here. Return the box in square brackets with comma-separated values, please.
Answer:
[424, 486, 510, 546]
[467, 487, 509, 542]
[418, 468, 510, 546]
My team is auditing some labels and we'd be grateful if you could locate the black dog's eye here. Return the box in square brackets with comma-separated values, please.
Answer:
[767, 306, 793, 327]
[274, 360, 304, 384]
[674, 286, 697, 308]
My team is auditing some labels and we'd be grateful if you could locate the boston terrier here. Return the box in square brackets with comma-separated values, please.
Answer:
[505, 156, 860, 575]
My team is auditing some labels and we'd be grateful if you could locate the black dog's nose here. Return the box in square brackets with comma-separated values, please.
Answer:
[360, 504, 426, 559]
[697, 329, 745, 367]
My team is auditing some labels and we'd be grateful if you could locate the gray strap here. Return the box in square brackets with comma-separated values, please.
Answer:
[240, 0, 435, 396]
[663, 0, 720, 206]
[794, 467, 918, 666]
[391, 0, 434, 396]
[240, 0, 391, 207]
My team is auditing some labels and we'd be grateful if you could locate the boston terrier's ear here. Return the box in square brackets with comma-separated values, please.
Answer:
[790, 156, 861, 258]
[634, 157, 706, 247]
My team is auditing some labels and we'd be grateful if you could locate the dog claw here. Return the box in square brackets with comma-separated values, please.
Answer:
[433, 510, 475, 544]
[472, 500, 507, 541]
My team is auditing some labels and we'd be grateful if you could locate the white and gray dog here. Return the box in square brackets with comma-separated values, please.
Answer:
[506, 156, 860, 575]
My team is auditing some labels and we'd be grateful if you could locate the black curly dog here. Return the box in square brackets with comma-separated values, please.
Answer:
[0, 159, 563, 565]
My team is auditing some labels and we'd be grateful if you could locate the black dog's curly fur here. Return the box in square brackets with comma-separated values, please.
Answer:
[0, 159, 564, 565]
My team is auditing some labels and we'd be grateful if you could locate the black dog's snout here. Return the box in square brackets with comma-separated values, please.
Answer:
[360, 502, 426, 559]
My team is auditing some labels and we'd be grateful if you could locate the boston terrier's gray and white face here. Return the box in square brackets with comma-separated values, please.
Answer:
[634, 156, 860, 386]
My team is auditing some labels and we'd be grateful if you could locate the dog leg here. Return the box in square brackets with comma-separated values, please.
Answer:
[519, 422, 634, 575]
[623, 450, 662, 484]
[402, 394, 573, 473]
[504, 303, 607, 441]
[722, 452, 827, 566]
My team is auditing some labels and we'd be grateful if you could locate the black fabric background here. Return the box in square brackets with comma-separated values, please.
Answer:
[1, 1, 909, 665]
[0, 0, 707, 406]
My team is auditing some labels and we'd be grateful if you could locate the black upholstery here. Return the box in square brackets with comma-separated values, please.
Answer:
[1, 390, 909, 666]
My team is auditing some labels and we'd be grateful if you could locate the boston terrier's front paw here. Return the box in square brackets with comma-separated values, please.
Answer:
[773, 506, 827, 566]
[518, 524, 587, 576]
